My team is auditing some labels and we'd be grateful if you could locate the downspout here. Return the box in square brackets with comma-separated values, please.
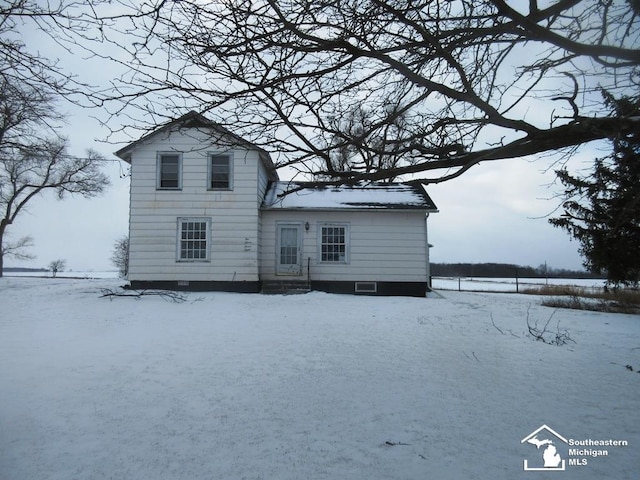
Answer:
[425, 212, 430, 291]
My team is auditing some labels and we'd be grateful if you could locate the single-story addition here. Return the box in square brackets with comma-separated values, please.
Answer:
[115, 111, 439, 297]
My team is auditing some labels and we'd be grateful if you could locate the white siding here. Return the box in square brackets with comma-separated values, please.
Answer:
[127, 128, 262, 282]
[256, 154, 274, 278]
[124, 121, 433, 289]
[260, 210, 430, 282]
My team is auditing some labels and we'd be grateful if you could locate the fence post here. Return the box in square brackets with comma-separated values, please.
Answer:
[458, 277, 461, 292]
[516, 268, 519, 293]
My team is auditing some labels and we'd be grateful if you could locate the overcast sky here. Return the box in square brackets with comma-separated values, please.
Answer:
[3, 13, 599, 274]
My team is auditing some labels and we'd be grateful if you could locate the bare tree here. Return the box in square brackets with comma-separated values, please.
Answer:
[0, 0, 110, 105]
[326, 103, 409, 181]
[110, 235, 129, 278]
[3, 2, 637, 184]
[1, 234, 35, 267]
[0, 77, 110, 277]
[48, 259, 66, 278]
[86, 0, 639, 184]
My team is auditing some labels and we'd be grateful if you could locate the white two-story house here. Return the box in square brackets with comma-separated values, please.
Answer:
[115, 111, 438, 296]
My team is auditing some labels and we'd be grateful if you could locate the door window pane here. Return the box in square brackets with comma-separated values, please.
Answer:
[280, 227, 298, 265]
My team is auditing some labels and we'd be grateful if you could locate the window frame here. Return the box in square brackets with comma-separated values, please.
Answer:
[317, 223, 350, 264]
[207, 152, 233, 191]
[176, 217, 211, 262]
[156, 152, 183, 190]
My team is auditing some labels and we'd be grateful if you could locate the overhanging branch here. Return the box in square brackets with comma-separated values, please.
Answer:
[319, 115, 639, 183]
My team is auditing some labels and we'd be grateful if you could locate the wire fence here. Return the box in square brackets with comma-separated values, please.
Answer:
[431, 276, 606, 293]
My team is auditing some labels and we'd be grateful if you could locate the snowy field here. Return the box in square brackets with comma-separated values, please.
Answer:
[3, 270, 118, 279]
[432, 276, 606, 292]
[0, 277, 638, 479]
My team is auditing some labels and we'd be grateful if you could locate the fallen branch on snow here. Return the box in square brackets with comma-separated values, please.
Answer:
[490, 314, 521, 338]
[99, 288, 187, 303]
[525, 305, 575, 346]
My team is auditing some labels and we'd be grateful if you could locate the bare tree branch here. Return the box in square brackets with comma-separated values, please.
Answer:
[3, 1, 638, 185]
[73, 0, 637, 184]
[0, 76, 110, 276]
[1, 234, 35, 261]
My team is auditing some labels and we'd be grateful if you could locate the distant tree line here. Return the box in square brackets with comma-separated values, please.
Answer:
[430, 263, 604, 279]
[2, 267, 48, 273]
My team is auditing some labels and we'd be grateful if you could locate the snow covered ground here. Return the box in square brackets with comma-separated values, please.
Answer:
[432, 276, 606, 292]
[0, 277, 638, 479]
[3, 270, 118, 279]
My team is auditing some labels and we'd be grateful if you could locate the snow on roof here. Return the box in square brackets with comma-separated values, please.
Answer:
[262, 181, 438, 211]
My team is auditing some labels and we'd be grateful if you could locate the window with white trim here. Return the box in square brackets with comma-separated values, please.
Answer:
[208, 154, 233, 190]
[177, 218, 210, 261]
[157, 153, 182, 189]
[319, 224, 349, 263]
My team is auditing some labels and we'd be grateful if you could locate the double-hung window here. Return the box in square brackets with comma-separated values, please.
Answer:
[177, 218, 211, 261]
[157, 153, 182, 189]
[319, 223, 349, 263]
[208, 154, 233, 190]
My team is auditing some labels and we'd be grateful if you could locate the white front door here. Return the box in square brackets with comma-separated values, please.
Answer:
[276, 224, 302, 275]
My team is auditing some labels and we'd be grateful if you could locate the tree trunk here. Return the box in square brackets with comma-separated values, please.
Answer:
[0, 222, 6, 278]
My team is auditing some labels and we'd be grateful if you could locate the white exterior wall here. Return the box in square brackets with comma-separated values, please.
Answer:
[127, 128, 263, 282]
[260, 210, 430, 282]
[255, 155, 272, 273]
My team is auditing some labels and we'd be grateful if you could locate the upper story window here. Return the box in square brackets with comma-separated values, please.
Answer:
[319, 223, 349, 263]
[208, 154, 233, 190]
[157, 153, 182, 189]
